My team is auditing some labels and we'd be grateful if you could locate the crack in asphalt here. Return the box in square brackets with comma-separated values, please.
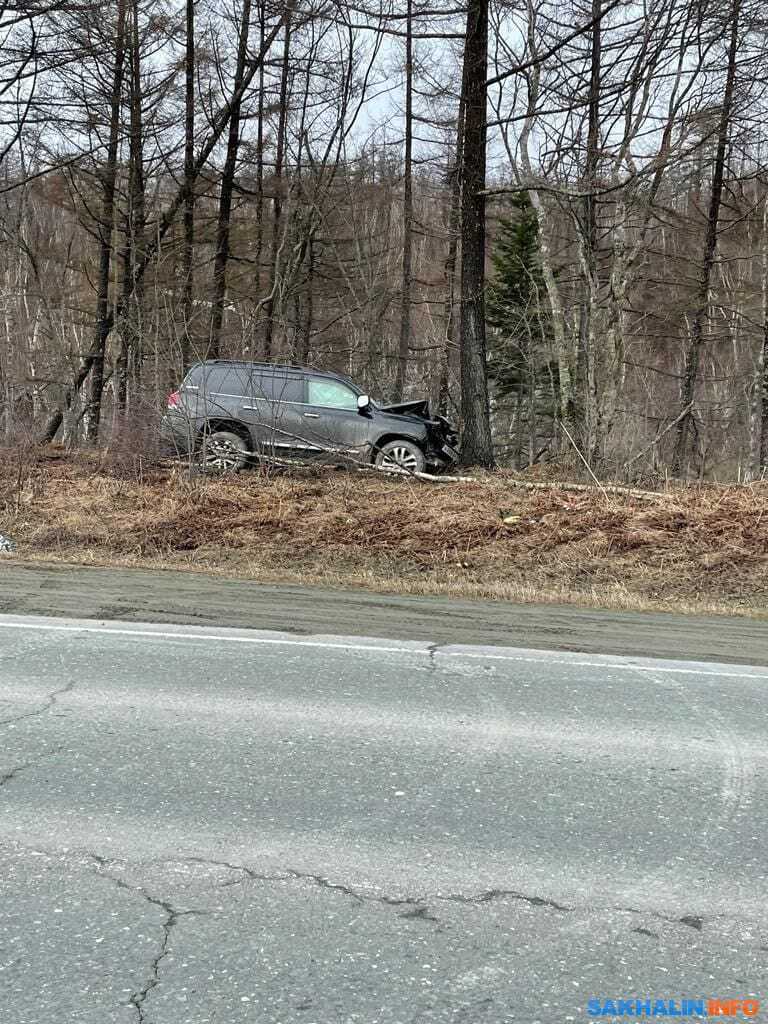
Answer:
[286, 870, 442, 923]
[633, 926, 659, 938]
[618, 905, 708, 932]
[287, 869, 367, 903]
[88, 855, 204, 1023]
[0, 760, 37, 788]
[178, 855, 290, 888]
[0, 680, 76, 728]
[0, 746, 64, 789]
[81, 851, 712, 944]
[438, 888, 572, 912]
[128, 897, 189, 1024]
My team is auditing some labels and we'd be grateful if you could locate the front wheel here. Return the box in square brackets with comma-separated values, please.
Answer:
[197, 430, 250, 473]
[374, 439, 426, 475]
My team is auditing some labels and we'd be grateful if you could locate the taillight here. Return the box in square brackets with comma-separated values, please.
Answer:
[167, 390, 180, 408]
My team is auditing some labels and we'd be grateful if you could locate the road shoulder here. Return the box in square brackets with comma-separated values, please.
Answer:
[2, 561, 768, 666]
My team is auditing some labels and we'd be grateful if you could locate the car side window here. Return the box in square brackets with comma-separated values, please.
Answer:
[251, 374, 304, 402]
[307, 379, 358, 410]
[200, 367, 251, 398]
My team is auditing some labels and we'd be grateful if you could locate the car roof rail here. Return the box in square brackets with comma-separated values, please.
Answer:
[195, 358, 356, 384]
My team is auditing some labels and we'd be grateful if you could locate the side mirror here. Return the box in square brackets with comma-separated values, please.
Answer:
[357, 394, 371, 412]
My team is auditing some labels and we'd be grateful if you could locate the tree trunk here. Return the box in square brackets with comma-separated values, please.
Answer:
[757, 193, 768, 476]
[253, 0, 266, 342]
[516, 4, 575, 445]
[395, 0, 413, 400]
[263, 9, 292, 359]
[458, 0, 493, 467]
[116, 0, 145, 417]
[673, 0, 741, 474]
[209, 0, 253, 359]
[181, 0, 196, 369]
[437, 48, 468, 417]
[297, 234, 314, 363]
[83, 0, 128, 443]
[38, 409, 63, 445]
[579, 0, 601, 463]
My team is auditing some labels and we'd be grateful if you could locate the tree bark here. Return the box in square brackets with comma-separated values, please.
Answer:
[83, 0, 128, 443]
[297, 234, 314, 363]
[437, 60, 467, 417]
[458, 0, 493, 467]
[395, 0, 413, 399]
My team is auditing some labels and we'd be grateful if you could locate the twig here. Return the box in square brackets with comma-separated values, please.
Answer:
[559, 423, 610, 502]
[622, 403, 693, 470]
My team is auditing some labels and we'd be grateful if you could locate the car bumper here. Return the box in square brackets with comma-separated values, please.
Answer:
[425, 442, 459, 471]
[159, 413, 196, 456]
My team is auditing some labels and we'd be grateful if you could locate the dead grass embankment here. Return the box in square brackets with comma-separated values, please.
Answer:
[1, 448, 767, 616]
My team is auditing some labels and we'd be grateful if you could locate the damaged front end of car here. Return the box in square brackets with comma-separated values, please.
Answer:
[380, 400, 460, 469]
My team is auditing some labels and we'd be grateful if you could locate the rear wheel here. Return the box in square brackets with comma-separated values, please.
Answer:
[374, 439, 425, 475]
[198, 430, 250, 473]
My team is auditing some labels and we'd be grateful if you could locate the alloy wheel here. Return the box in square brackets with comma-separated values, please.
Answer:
[380, 445, 420, 473]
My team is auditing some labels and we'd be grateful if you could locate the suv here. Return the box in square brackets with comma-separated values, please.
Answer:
[160, 361, 459, 473]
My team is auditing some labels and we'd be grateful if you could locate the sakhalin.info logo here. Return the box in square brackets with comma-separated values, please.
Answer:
[586, 999, 760, 1018]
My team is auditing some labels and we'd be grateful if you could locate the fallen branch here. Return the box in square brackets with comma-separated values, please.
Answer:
[405, 469, 667, 501]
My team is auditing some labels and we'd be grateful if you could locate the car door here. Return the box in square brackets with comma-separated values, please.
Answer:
[296, 376, 372, 463]
[246, 371, 307, 456]
[230, 366, 290, 450]
[199, 364, 254, 434]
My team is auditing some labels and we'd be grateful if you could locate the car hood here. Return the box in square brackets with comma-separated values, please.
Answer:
[379, 399, 458, 448]
[380, 399, 432, 419]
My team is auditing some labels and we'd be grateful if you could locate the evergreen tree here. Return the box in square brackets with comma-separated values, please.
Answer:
[486, 193, 557, 465]
[486, 193, 552, 400]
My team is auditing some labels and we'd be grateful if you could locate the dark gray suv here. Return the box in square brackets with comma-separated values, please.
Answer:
[160, 360, 459, 473]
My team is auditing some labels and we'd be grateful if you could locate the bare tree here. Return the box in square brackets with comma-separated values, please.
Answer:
[458, 0, 493, 466]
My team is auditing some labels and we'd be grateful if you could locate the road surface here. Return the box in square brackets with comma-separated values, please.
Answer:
[0, 613, 766, 1023]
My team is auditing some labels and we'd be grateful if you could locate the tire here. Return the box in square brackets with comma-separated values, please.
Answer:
[198, 430, 250, 473]
[374, 439, 426, 475]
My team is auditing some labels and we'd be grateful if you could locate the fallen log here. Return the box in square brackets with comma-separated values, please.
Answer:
[406, 470, 668, 501]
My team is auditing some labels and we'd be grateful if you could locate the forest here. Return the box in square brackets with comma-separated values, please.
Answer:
[0, 0, 765, 480]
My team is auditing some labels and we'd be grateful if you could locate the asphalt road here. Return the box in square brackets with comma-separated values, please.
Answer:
[1, 614, 767, 1024]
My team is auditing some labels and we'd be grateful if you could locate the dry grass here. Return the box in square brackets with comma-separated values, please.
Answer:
[2, 447, 768, 617]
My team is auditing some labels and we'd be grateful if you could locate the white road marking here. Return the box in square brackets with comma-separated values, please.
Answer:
[0, 615, 766, 680]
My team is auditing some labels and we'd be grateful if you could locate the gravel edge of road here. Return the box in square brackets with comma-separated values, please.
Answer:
[2, 560, 768, 666]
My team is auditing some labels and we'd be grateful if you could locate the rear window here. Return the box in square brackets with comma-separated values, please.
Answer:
[185, 365, 252, 397]
[252, 374, 304, 403]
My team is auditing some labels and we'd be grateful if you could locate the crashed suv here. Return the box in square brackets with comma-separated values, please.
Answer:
[161, 360, 459, 473]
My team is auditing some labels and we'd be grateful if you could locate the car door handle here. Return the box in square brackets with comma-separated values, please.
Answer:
[303, 413, 320, 419]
